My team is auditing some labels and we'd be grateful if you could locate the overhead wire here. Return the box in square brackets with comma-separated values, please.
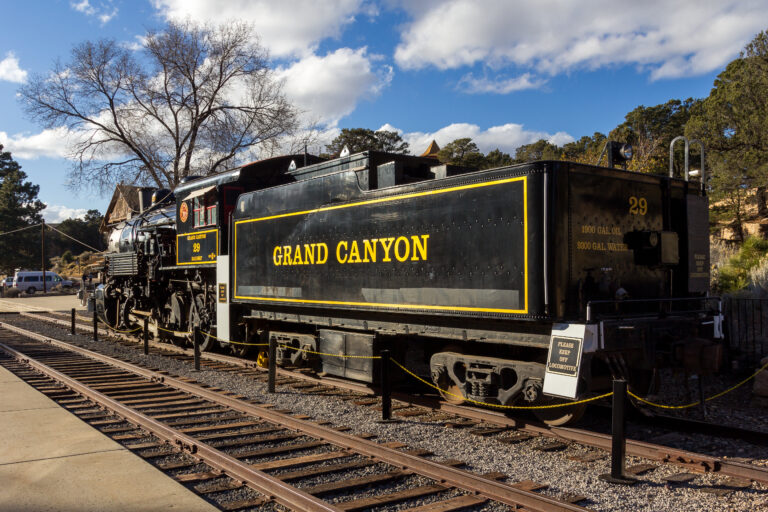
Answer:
[0, 223, 43, 237]
[45, 224, 104, 253]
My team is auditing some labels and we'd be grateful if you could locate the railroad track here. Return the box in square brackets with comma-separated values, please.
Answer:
[11, 310, 768, 487]
[0, 321, 594, 512]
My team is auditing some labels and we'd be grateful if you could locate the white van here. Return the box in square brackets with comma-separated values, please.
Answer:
[13, 271, 73, 294]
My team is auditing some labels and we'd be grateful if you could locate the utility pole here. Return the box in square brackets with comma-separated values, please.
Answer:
[41, 220, 46, 293]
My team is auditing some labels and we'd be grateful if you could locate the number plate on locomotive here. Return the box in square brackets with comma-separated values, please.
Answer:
[177, 229, 218, 265]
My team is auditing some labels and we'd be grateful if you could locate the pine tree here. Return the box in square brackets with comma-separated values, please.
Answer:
[324, 128, 410, 157]
[0, 145, 45, 274]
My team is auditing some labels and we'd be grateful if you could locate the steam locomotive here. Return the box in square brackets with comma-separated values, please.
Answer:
[97, 142, 722, 424]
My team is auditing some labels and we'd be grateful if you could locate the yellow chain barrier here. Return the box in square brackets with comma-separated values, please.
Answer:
[390, 358, 612, 410]
[76, 313, 142, 334]
[279, 344, 382, 360]
[628, 360, 768, 409]
[156, 325, 192, 336]
[79, 314, 189, 337]
[101, 323, 142, 334]
[199, 330, 268, 347]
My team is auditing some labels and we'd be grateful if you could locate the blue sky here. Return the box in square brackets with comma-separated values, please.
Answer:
[1, 0, 767, 221]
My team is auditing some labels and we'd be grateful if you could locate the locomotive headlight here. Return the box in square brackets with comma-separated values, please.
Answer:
[619, 144, 633, 161]
[603, 141, 634, 168]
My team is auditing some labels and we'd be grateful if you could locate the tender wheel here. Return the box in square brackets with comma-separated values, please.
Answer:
[439, 377, 466, 405]
[432, 344, 466, 405]
[532, 399, 587, 426]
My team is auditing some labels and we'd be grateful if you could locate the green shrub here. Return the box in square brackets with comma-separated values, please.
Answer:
[715, 236, 768, 293]
[61, 251, 74, 264]
[4, 287, 20, 298]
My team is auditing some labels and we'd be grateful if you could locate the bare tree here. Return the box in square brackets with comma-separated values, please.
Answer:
[20, 20, 298, 191]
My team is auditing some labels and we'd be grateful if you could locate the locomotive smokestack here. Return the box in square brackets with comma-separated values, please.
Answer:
[138, 188, 155, 213]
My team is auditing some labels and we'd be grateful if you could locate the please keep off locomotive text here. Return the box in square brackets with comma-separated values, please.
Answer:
[273, 235, 430, 266]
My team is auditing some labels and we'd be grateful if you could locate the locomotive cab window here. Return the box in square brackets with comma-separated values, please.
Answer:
[193, 193, 218, 227]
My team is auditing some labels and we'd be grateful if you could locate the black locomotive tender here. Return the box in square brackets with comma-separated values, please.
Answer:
[98, 143, 722, 424]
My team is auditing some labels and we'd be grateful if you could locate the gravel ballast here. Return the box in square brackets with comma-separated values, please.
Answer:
[3, 315, 767, 512]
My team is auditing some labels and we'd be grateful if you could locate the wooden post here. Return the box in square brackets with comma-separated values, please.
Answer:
[92, 309, 98, 342]
[71, 308, 76, 335]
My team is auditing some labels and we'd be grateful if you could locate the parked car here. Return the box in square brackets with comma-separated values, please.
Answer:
[13, 271, 73, 294]
[3, 277, 12, 288]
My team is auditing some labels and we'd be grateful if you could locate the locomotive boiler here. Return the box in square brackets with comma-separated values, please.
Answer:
[97, 142, 722, 425]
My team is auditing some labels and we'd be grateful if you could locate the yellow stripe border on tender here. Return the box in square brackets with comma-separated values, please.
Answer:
[176, 228, 219, 266]
[234, 175, 529, 314]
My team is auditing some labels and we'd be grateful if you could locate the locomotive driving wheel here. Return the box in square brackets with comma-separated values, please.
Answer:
[188, 292, 216, 352]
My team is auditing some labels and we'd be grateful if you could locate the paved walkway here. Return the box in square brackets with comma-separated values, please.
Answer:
[0, 294, 86, 313]
[0, 362, 219, 511]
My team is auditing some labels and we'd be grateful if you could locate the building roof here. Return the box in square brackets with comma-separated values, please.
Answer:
[420, 140, 441, 158]
[99, 184, 144, 233]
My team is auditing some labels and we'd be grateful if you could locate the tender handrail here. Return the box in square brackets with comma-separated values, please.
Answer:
[669, 135, 689, 178]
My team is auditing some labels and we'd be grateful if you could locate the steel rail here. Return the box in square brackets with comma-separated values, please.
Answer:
[0, 339, 342, 512]
[20, 311, 376, 395]
[17, 312, 768, 484]
[433, 405, 768, 484]
[0, 321, 592, 512]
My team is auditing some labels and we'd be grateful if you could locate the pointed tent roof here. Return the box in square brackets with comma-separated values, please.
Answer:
[419, 140, 441, 158]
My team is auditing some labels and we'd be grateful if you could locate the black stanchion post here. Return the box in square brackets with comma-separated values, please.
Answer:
[193, 327, 201, 371]
[92, 309, 98, 342]
[381, 350, 391, 421]
[268, 336, 276, 393]
[70, 308, 76, 335]
[143, 317, 149, 355]
[599, 379, 637, 485]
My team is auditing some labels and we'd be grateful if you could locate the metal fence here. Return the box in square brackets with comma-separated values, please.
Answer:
[723, 297, 768, 364]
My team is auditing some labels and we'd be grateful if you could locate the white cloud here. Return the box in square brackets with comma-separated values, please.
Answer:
[379, 122, 573, 156]
[71, 0, 95, 15]
[0, 52, 28, 83]
[98, 7, 118, 24]
[0, 128, 74, 160]
[395, 0, 768, 80]
[43, 205, 88, 223]
[70, 0, 118, 25]
[120, 35, 148, 52]
[457, 73, 547, 94]
[277, 48, 393, 126]
[152, 0, 369, 58]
